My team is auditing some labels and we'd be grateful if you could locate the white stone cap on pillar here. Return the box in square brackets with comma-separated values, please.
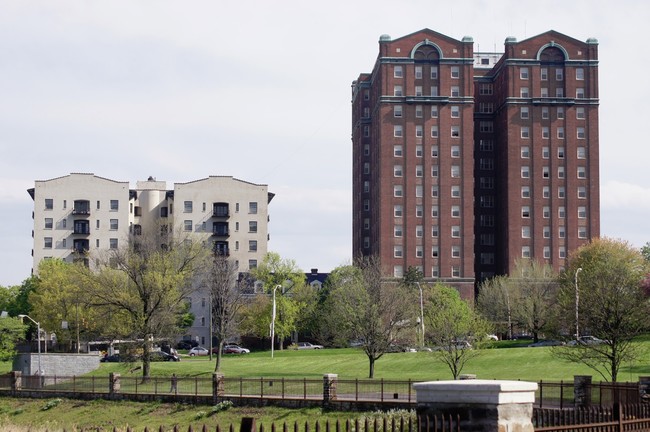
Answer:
[413, 380, 538, 405]
[323, 374, 338, 379]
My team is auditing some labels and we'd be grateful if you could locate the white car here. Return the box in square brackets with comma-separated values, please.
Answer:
[188, 346, 209, 356]
[296, 342, 324, 349]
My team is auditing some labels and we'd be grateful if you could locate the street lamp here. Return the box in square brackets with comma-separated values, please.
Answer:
[18, 314, 42, 376]
[574, 267, 583, 341]
[270, 285, 281, 358]
[416, 282, 425, 347]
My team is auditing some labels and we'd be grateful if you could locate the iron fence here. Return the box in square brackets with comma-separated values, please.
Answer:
[536, 381, 642, 409]
[533, 403, 650, 432]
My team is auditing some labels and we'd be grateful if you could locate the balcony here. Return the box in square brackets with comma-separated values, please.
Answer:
[73, 221, 90, 235]
[72, 240, 89, 254]
[212, 202, 229, 218]
[213, 241, 229, 256]
[212, 222, 229, 237]
[72, 200, 91, 216]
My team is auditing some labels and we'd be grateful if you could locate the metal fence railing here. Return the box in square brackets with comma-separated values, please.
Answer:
[536, 381, 642, 409]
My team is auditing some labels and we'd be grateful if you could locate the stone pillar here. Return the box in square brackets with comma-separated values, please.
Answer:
[109, 373, 121, 395]
[213, 373, 225, 403]
[413, 380, 537, 432]
[11, 371, 22, 392]
[323, 373, 338, 405]
[573, 375, 592, 408]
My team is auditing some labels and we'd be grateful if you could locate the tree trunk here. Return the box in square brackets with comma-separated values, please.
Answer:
[368, 356, 375, 378]
[214, 341, 224, 372]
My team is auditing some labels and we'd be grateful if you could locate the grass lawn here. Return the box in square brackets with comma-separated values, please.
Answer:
[3, 340, 650, 382]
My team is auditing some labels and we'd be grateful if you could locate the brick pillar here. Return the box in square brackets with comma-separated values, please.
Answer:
[323, 373, 337, 406]
[414, 380, 537, 432]
[110, 373, 121, 395]
[573, 375, 592, 408]
[213, 373, 225, 403]
[11, 371, 22, 392]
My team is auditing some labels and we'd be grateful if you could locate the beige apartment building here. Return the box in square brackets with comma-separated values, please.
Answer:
[28, 172, 274, 345]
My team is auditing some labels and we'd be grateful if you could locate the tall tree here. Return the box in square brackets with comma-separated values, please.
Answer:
[425, 284, 491, 379]
[0, 316, 27, 361]
[85, 226, 207, 379]
[553, 238, 650, 381]
[476, 275, 515, 339]
[204, 254, 245, 371]
[511, 259, 558, 342]
[330, 257, 415, 378]
[249, 252, 306, 350]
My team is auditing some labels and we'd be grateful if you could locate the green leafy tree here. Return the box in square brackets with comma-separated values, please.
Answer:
[330, 257, 415, 378]
[553, 238, 650, 381]
[425, 284, 491, 379]
[476, 275, 515, 339]
[249, 252, 306, 350]
[0, 277, 37, 318]
[0, 316, 27, 361]
[641, 242, 650, 262]
[85, 226, 207, 379]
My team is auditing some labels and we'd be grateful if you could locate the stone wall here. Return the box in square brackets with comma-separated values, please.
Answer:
[13, 353, 100, 377]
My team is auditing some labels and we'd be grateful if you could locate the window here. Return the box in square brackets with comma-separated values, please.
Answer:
[480, 121, 493, 133]
[431, 206, 439, 218]
[451, 185, 461, 198]
[394, 266, 404, 278]
[577, 167, 586, 179]
[522, 226, 531, 238]
[394, 66, 403, 78]
[576, 68, 585, 80]
[249, 202, 258, 214]
[249, 259, 258, 269]
[480, 234, 495, 246]
[430, 66, 438, 79]
[394, 125, 403, 137]
[543, 206, 550, 218]
[415, 165, 423, 177]
[431, 185, 439, 197]
[363, 181, 369, 193]
[559, 247, 566, 259]
[394, 185, 403, 197]
[249, 240, 258, 252]
[416, 205, 423, 217]
[577, 147, 586, 159]
[522, 206, 530, 218]
[543, 186, 550, 198]
[110, 219, 119, 230]
[416, 225, 423, 238]
[543, 226, 551, 238]
[432, 266, 440, 277]
[416, 145, 423, 157]
[415, 105, 423, 118]
[364, 162, 370, 174]
[480, 215, 495, 227]
[543, 247, 551, 259]
[541, 68, 548, 81]
[415, 86, 423, 97]
[44, 218, 53, 229]
[522, 186, 530, 198]
[559, 206, 566, 218]
[522, 246, 531, 258]
[480, 158, 494, 170]
[451, 146, 460, 158]
[480, 196, 494, 208]
[415, 125, 423, 137]
[431, 166, 439, 177]
[521, 127, 530, 138]
[480, 177, 494, 189]
[44, 237, 52, 248]
[558, 167, 565, 179]
[542, 166, 550, 178]
[394, 245, 403, 258]
[432, 246, 439, 257]
[249, 221, 258, 233]
[559, 226, 566, 239]
[479, 102, 493, 113]
[431, 86, 439, 96]
[415, 185, 423, 197]
[479, 83, 493, 95]
[558, 147, 565, 159]
[97, 200, 101, 210]
[576, 88, 585, 98]
[556, 88, 564, 97]
[520, 107, 529, 119]
[45, 199, 53, 210]
[451, 106, 460, 118]
[182, 220, 192, 231]
[394, 225, 403, 237]
[521, 146, 530, 158]
[520, 67, 529, 80]
[541, 87, 549, 97]
[110, 238, 118, 249]
[480, 140, 494, 151]
[431, 145, 439, 157]
[431, 225, 439, 237]
[557, 107, 565, 119]
[520, 87, 529, 98]
[451, 66, 460, 78]
[451, 126, 460, 137]
[415, 66, 422, 79]
[364, 126, 370, 137]
[363, 237, 370, 249]
[558, 187, 565, 198]
[451, 86, 460, 97]
[394, 145, 403, 157]
[431, 106, 438, 118]
[577, 127, 586, 139]
[393, 105, 402, 117]
[394, 86, 403, 96]
[451, 165, 460, 178]
[578, 206, 587, 218]
[578, 226, 587, 238]
[363, 199, 370, 211]
[452, 267, 461, 278]
[521, 166, 530, 178]
[110, 200, 119, 211]
[451, 206, 460, 217]
[451, 226, 460, 238]
[556, 69, 564, 81]
[542, 147, 550, 159]
[363, 218, 370, 230]
[578, 187, 587, 199]
[394, 165, 403, 177]
[451, 246, 460, 258]
[431, 126, 439, 138]
[363, 107, 370, 118]
[576, 107, 585, 119]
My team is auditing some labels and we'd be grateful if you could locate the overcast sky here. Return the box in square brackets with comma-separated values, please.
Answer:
[1, 0, 649, 286]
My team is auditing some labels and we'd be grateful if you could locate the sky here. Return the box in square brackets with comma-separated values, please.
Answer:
[1, 0, 649, 286]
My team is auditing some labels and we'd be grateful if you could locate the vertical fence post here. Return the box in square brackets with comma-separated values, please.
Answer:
[323, 374, 337, 407]
[574, 375, 592, 409]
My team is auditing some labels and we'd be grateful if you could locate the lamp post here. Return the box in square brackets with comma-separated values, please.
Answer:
[574, 267, 583, 341]
[18, 314, 42, 375]
[416, 282, 425, 347]
[270, 285, 281, 358]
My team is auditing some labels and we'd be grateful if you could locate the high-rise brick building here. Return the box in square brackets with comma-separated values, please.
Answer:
[351, 29, 599, 298]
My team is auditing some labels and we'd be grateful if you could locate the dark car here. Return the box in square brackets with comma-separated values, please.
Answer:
[100, 354, 121, 363]
[176, 340, 198, 350]
[151, 351, 181, 362]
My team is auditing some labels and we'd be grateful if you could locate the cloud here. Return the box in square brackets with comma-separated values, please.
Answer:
[601, 181, 650, 210]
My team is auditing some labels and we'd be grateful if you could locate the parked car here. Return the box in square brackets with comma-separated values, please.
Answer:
[296, 342, 324, 350]
[527, 340, 565, 347]
[188, 346, 209, 356]
[176, 340, 198, 350]
[486, 334, 499, 341]
[567, 336, 606, 346]
[223, 344, 250, 354]
[150, 351, 181, 362]
[100, 354, 121, 363]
